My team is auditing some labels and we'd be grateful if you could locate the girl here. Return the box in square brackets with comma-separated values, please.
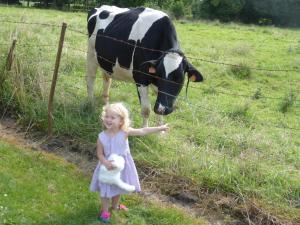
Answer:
[90, 102, 169, 223]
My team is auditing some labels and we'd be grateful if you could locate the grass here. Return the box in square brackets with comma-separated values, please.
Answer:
[0, 5, 300, 223]
[0, 140, 206, 225]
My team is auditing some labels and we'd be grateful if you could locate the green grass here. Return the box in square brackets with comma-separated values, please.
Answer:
[1, 6, 300, 223]
[0, 140, 206, 225]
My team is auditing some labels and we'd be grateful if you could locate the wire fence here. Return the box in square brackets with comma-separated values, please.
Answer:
[1, 19, 299, 135]
[65, 45, 300, 102]
[2, 19, 300, 73]
[68, 26, 300, 73]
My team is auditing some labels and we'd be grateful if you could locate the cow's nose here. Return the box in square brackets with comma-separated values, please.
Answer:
[157, 104, 165, 113]
[163, 107, 173, 115]
[154, 104, 165, 115]
[154, 103, 173, 115]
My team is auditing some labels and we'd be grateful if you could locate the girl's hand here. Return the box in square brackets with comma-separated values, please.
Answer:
[159, 124, 169, 132]
[104, 160, 115, 170]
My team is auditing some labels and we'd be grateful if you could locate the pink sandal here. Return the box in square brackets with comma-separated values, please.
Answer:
[115, 204, 128, 211]
[98, 211, 111, 223]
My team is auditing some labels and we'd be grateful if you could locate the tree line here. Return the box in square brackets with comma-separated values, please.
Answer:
[2, 0, 300, 27]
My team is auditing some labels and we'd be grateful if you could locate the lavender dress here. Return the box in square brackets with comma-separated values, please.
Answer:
[90, 130, 141, 198]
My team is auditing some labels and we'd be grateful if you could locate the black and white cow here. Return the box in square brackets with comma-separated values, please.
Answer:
[86, 5, 203, 126]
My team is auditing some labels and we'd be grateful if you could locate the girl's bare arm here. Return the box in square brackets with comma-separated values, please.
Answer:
[96, 139, 114, 170]
[127, 124, 169, 136]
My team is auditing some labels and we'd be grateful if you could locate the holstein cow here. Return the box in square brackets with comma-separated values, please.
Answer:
[86, 5, 203, 127]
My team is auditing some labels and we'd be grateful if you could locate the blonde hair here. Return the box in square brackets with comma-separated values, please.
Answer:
[101, 102, 131, 131]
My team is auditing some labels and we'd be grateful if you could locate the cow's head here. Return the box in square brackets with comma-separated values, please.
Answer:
[141, 50, 203, 115]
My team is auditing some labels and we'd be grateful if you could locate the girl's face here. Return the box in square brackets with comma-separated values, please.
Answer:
[103, 109, 123, 131]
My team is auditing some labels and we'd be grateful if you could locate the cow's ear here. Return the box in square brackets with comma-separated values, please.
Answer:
[186, 61, 203, 82]
[187, 70, 203, 82]
[140, 60, 158, 74]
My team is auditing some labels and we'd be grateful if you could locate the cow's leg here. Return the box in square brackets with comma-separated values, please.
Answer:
[137, 85, 150, 127]
[86, 45, 98, 103]
[102, 73, 111, 104]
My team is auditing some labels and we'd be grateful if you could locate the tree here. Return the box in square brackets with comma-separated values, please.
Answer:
[0, 0, 20, 4]
[241, 0, 300, 26]
[191, 0, 245, 21]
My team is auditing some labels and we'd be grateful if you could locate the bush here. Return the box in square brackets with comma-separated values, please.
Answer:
[240, 0, 300, 27]
[192, 0, 246, 22]
[170, 1, 185, 19]
[191, 0, 210, 20]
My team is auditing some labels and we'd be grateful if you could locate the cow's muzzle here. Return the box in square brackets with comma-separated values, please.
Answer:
[154, 102, 173, 115]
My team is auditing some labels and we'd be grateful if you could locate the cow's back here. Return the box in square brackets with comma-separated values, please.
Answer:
[87, 5, 180, 81]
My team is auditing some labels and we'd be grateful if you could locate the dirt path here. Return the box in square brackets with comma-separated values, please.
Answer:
[0, 117, 243, 225]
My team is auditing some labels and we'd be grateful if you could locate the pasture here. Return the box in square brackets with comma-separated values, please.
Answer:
[0, 6, 300, 224]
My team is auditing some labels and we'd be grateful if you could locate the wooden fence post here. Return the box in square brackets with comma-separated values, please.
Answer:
[1, 32, 17, 93]
[6, 36, 17, 71]
[48, 22, 67, 138]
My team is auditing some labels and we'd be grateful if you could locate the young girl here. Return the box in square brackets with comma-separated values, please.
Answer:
[90, 102, 169, 223]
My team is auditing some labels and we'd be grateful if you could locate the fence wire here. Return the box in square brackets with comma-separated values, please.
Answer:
[2, 19, 300, 73]
[1, 19, 299, 133]
[64, 45, 300, 103]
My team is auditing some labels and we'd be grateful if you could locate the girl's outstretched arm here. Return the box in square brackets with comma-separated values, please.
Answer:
[127, 124, 169, 136]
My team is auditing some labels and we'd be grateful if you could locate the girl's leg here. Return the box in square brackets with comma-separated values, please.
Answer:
[99, 197, 111, 222]
[111, 195, 120, 210]
[111, 195, 128, 211]
[101, 197, 110, 212]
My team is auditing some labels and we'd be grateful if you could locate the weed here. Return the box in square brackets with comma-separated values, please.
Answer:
[229, 63, 251, 79]
[252, 88, 262, 100]
[278, 91, 297, 113]
[227, 102, 251, 121]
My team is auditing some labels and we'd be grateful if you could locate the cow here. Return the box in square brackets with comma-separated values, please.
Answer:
[86, 5, 203, 127]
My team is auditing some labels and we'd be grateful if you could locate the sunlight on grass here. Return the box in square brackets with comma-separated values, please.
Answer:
[0, 140, 207, 225]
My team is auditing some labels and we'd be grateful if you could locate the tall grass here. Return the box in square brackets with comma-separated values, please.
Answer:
[1, 6, 300, 223]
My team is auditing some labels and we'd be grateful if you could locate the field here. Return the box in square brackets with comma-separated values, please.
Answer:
[0, 5, 300, 224]
[0, 139, 206, 225]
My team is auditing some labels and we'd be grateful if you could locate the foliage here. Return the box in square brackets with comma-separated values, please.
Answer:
[278, 91, 297, 113]
[229, 63, 251, 79]
[190, 0, 300, 27]
[0, 0, 21, 4]
[170, 0, 185, 19]
[108, 0, 147, 7]
[191, 0, 245, 21]
[241, 0, 300, 27]
[6, 0, 299, 27]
